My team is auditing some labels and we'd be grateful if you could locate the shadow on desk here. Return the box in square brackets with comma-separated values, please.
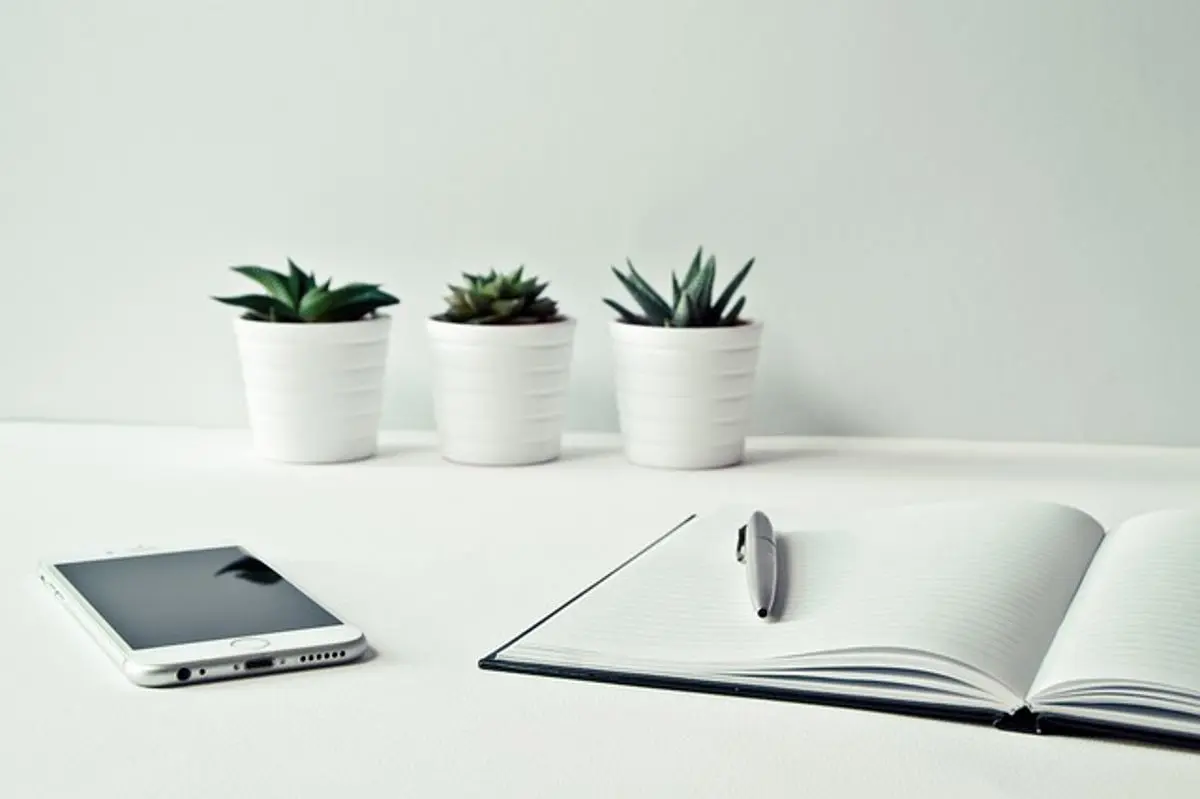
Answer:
[740, 449, 837, 467]
[356, 444, 618, 467]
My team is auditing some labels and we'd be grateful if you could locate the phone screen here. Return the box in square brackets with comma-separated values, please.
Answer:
[54, 546, 342, 649]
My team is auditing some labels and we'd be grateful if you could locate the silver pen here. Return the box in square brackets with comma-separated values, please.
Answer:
[736, 510, 778, 619]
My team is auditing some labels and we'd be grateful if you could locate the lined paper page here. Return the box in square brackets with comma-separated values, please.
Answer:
[504, 500, 1104, 698]
[1030, 509, 1200, 700]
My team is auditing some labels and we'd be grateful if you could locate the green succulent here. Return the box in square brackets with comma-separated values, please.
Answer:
[436, 266, 562, 324]
[213, 259, 399, 323]
[604, 247, 754, 327]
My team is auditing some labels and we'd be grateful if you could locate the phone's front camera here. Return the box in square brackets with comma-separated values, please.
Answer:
[175, 667, 192, 682]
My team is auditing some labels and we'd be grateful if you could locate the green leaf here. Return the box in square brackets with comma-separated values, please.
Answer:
[698, 256, 717, 311]
[683, 293, 701, 327]
[333, 281, 382, 293]
[682, 247, 704, 290]
[231, 266, 294, 308]
[671, 292, 692, 326]
[619, 263, 676, 321]
[437, 298, 471, 323]
[307, 285, 398, 322]
[528, 297, 558, 318]
[721, 295, 746, 324]
[671, 272, 681, 309]
[323, 295, 400, 322]
[335, 284, 397, 307]
[370, 287, 401, 305]
[610, 267, 666, 322]
[709, 257, 752, 317]
[212, 294, 302, 322]
[622, 260, 673, 318]
[298, 287, 335, 321]
[440, 267, 556, 324]
[302, 267, 318, 292]
[683, 259, 712, 323]
[286, 261, 306, 304]
[489, 298, 522, 317]
[603, 298, 642, 324]
[321, 282, 383, 309]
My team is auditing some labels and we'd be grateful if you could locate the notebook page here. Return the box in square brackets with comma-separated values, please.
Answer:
[503, 500, 1103, 697]
[1029, 509, 1200, 700]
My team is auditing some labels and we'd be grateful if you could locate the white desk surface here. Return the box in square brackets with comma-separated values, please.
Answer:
[5, 422, 1200, 797]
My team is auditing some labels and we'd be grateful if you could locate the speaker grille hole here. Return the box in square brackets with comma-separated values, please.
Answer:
[300, 651, 351, 662]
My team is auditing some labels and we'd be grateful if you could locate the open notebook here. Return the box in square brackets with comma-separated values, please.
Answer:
[480, 500, 1200, 749]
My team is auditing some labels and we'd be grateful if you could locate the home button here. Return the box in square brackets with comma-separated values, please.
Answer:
[230, 637, 270, 650]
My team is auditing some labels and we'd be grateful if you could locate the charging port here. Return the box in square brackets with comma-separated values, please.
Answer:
[243, 657, 274, 671]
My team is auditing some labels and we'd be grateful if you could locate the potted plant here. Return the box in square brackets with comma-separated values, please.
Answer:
[213, 260, 399, 463]
[604, 247, 761, 469]
[426, 267, 575, 466]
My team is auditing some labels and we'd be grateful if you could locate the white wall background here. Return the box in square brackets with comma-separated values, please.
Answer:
[2, 0, 1198, 444]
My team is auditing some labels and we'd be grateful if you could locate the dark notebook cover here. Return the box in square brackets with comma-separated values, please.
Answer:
[478, 513, 1199, 752]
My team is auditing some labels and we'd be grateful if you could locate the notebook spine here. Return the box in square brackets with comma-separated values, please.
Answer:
[1034, 713, 1200, 750]
[993, 705, 1039, 734]
[485, 656, 1008, 730]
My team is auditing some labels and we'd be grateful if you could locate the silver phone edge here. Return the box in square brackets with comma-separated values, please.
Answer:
[124, 632, 370, 688]
[37, 560, 369, 689]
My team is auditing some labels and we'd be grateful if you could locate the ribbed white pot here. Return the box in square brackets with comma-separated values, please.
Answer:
[611, 319, 763, 469]
[427, 317, 575, 466]
[233, 315, 392, 463]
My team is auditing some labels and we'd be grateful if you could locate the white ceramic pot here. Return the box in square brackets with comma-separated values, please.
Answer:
[426, 317, 575, 466]
[610, 319, 763, 469]
[233, 315, 392, 463]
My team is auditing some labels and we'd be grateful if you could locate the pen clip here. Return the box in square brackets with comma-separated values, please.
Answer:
[736, 524, 747, 563]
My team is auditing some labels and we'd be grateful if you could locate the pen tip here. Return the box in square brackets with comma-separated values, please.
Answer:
[757, 608, 768, 619]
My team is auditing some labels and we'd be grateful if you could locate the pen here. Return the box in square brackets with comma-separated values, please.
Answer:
[736, 510, 778, 619]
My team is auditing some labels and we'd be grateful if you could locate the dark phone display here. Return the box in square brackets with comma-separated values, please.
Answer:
[56, 546, 342, 649]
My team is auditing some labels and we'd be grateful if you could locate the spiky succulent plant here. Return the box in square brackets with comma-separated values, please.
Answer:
[435, 266, 562, 324]
[213, 260, 399, 323]
[604, 247, 754, 327]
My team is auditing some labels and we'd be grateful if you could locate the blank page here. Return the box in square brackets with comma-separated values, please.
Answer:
[1030, 509, 1200, 700]
[503, 500, 1104, 699]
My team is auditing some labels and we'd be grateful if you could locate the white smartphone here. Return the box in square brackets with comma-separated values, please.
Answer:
[38, 543, 368, 687]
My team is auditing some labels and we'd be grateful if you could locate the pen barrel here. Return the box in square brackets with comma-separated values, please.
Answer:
[746, 535, 777, 616]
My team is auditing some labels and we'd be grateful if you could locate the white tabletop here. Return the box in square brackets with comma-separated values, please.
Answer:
[5, 422, 1200, 797]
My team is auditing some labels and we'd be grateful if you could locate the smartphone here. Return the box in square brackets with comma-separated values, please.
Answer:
[38, 544, 368, 687]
